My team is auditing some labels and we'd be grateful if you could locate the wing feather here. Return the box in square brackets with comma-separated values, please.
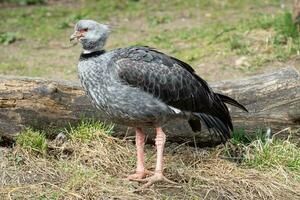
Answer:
[116, 46, 214, 112]
[115, 46, 235, 141]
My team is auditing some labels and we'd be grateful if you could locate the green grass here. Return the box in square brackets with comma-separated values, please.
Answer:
[0, 62, 27, 74]
[4, 0, 45, 5]
[1, 0, 298, 80]
[274, 12, 299, 40]
[222, 128, 300, 176]
[57, 13, 88, 29]
[230, 128, 267, 145]
[0, 32, 19, 45]
[135, 10, 300, 72]
[232, 11, 300, 64]
[67, 120, 114, 141]
[16, 128, 47, 154]
[229, 34, 251, 55]
[244, 139, 300, 172]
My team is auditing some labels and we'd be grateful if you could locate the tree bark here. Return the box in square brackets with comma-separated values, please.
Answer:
[0, 67, 299, 146]
[294, 0, 300, 24]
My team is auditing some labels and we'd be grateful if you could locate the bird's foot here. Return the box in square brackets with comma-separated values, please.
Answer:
[125, 169, 152, 181]
[134, 172, 177, 192]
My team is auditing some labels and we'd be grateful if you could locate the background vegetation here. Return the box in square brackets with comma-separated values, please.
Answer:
[0, 0, 300, 199]
[1, 0, 300, 80]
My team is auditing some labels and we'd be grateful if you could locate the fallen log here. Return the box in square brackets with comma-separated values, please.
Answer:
[294, 0, 300, 24]
[0, 67, 299, 146]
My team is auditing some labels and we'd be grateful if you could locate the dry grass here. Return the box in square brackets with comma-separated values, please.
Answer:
[1, 126, 300, 200]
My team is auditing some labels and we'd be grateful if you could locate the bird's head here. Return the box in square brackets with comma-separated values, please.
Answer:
[70, 20, 109, 53]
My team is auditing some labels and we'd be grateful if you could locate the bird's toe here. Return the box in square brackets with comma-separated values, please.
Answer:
[134, 173, 177, 192]
[125, 169, 152, 181]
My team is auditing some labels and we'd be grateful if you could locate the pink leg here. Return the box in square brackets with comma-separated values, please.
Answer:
[136, 128, 146, 173]
[135, 127, 176, 191]
[154, 127, 166, 174]
[126, 128, 150, 180]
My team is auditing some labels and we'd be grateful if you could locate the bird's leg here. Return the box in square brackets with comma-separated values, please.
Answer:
[135, 127, 176, 191]
[126, 128, 151, 180]
[154, 127, 165, 175]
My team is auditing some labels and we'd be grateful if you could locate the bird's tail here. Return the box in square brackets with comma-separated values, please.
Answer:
[188, 93, 248, 143]
[216, 93, 248, 112]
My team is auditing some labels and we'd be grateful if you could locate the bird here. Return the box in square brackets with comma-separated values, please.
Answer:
[70, 19, 248, 190]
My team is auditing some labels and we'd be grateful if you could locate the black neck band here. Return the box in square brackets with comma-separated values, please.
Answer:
[80, 50, 106, 60]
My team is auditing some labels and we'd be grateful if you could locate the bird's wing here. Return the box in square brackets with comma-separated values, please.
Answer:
[114, 46, 235, 140]
[114, 46, 215, 113]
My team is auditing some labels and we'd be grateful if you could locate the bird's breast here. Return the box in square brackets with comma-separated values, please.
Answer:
[77, 55, 176, 126]
[78, 59, 113, 112]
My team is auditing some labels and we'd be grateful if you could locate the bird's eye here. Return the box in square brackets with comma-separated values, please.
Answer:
[80, 28, 88, 32]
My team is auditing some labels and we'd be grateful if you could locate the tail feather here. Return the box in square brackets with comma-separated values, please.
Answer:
[216, 93, 248, 112]
[187, 93, 248, 143]
[192, 113, 230, 143]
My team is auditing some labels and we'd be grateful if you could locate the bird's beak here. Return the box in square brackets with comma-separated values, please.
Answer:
[70, 31, 81, 42]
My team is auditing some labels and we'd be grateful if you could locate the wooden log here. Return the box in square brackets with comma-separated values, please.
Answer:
[294, 0, 300, 24]
[0, 67, 299, 146]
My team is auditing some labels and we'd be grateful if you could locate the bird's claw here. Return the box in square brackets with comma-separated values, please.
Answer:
[134, 173, 177, 192]
[124, 169, 153, 181]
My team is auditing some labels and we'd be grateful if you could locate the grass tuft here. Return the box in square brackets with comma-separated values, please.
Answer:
[223, 128, 300, 179]
[229, 34, 250, 55]
[231, 128, 266, 145]
[4, 0, 45, 5]
[274, 12, 299, 42]
[0, 32, 19, 45]
[67, 120, 114, 141]
[244, 138, 300, 172]
[16, 128, 47, 155]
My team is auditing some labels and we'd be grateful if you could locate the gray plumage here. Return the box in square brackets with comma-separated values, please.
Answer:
[78, 49, 175, 127]
[72, 20, 248, 142]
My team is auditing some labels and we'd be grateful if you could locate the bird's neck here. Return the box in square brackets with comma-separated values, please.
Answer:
[83, 48, 104, 54]
[79, 49, 106, 60]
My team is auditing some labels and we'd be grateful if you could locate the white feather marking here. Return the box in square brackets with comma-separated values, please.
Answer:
[169, 106, 182, 114]
[83, 49, 102, 54]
